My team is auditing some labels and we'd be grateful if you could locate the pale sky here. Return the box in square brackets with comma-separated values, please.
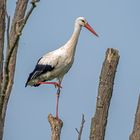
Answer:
[4, 0, 140, 140]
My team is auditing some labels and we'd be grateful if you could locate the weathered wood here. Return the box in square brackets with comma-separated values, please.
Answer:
[89, 48, 120, 140]
[0, 1, 39, 139]
[1, 0, 29, 118]
[0, 0, 6, 91]
[129, 95, 140, 140]
[48, 114, 63, 140]
[0, 1, 6, 139]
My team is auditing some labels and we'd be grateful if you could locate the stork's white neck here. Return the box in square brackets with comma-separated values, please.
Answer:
[65, 23, 82, 57]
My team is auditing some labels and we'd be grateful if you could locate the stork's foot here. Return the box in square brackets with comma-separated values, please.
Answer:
[38, 81, 62, 88]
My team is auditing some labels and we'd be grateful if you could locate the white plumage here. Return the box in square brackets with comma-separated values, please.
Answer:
[25, 17, 98, 87]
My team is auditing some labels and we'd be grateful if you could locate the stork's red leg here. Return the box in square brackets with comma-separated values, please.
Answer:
[38, 81, 62, 88]
[55, 79, 62, 120]
[38, 80, 62, 119]
[56, 88, 60, 119]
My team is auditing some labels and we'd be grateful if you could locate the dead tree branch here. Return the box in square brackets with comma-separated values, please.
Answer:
[89, 48, 120, 140]
[129, 95, 140, 140]
[0, 1, 6, 139]
[0, 0, 6, 91]
[1, 0, 29, 119]
[0, 0, 40, 139]
[1, 0, 40, 120]
[76, 114, 85, 140]
[48, 114, 63, 140]
[6, 13, 10, 49]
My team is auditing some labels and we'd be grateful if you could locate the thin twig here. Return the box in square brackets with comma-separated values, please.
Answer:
[6, 14, 10, 49]
[76, 114, 85, 140]
[76, 128, 80, 134]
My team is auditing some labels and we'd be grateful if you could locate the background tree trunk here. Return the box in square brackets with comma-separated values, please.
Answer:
[0, 0, 6, 88]
[129, 95, 140, 140]
[89, 48, 120, 140]
[0, 0, 39, 139]
[1, 0, 29, 121]
[0, 1, 6, 139]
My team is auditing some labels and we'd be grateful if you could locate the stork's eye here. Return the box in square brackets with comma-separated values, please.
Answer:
[81, 19, 85, 23]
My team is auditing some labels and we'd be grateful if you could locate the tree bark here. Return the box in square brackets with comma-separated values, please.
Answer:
[89, 48, 120, 140]
[0, 0, 39, 139]
[0, 1, 6, 139]
[48, 114, 63, 140]
[129, 95, 140, 140]
[0, 0, 6, 91]
[0, 0, 29, 122]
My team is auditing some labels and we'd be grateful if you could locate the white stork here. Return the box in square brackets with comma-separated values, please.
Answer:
[25, 17, 98, 119]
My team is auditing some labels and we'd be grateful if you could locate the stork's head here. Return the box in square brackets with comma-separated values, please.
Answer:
[75, 17, 99, 37]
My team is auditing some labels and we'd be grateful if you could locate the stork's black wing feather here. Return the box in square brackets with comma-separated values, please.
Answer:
[25, 63, 54, 87]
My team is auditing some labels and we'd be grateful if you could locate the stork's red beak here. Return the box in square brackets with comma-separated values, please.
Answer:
[85, 23, 99, 37]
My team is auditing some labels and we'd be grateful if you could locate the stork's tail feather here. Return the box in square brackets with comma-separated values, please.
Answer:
[25, 70, 37, 87]
[25, 76, 41, 87]
[25, 63, 54, 87]
[25, 83, 41, 87]
[25, 83, 28, 87]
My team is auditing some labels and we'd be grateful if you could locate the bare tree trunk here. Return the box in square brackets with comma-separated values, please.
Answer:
[89, 48, 120, 140]
[0, 0, 6, 90]
[48, 114, 63, 140]
[0, 1, 6, 139]
[0, 0, 29, 127]
[1, 0, 29, 117]
[129, 95, 140, 140]
[0, 0, 6, 88]
[0, 0, 39, 139]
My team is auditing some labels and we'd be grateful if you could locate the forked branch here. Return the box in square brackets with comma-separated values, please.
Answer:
[76, 114, 85, 140]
